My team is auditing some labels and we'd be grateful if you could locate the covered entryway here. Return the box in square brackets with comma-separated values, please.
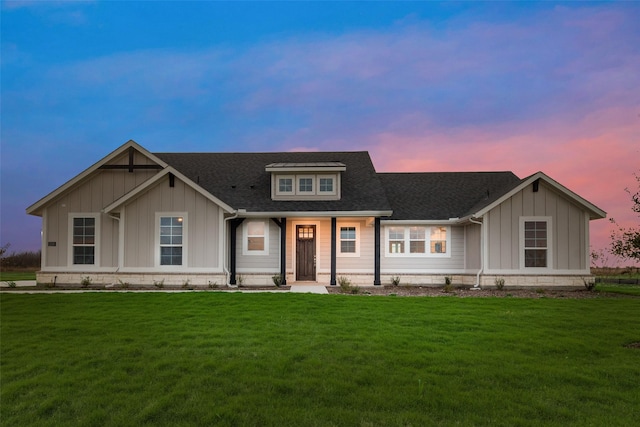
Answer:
[296, 225, 316, 281]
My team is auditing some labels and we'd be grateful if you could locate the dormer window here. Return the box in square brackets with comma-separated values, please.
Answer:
[266, 161, 345, 201]
[279, 178, 293, 193]
[299, 177, 313, 193]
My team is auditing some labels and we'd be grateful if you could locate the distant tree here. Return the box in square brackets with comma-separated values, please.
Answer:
[610, 173, 640, 262]
[0, 243, 10, 258]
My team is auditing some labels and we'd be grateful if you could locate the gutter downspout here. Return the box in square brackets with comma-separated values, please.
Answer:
[469, 217, 483, 289]
[223, 211, 239, 285]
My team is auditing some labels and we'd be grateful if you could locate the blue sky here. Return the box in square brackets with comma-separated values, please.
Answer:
[1, 1, 639, 262]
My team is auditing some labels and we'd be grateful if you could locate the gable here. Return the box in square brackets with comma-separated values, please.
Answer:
[26, 140, 167, 216]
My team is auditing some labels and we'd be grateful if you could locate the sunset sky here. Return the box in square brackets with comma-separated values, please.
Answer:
[2, 1, 639, 265]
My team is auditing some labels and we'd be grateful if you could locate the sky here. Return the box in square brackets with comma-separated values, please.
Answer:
[1, 1, 639, 266]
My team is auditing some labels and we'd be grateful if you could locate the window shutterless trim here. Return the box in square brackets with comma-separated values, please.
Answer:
[155, 212, 188, 268]
[68, 213, 101, 268]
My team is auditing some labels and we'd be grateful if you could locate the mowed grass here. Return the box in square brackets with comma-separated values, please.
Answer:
[2, 293, 639, 426]
[0, 271, 36, 282]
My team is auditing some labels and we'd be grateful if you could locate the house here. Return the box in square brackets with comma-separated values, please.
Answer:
[26, 140, 606, 288]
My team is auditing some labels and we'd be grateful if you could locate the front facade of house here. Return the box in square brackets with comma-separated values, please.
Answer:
[27, 140, 606, 288]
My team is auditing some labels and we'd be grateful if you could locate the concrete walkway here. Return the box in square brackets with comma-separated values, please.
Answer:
[289, 285, 329, 294]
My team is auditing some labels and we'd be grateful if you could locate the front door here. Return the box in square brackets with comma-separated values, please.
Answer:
[296, 225, 316, 281]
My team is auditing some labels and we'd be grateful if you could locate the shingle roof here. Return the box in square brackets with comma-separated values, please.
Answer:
[378, 172, 521, 220]
[154, 151, 392, 213]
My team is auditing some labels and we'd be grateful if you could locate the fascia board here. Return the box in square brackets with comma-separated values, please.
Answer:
[103, 166, 235, 214]
[237, 210, 393, 218]
[26, 140, 168, 216]
[380, 219, 460, 225]
[471, 172, 606, 220]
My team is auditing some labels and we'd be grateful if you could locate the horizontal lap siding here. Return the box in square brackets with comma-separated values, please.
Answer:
[381, 226, 465, 272]
[123, 175, 221, 269]
[336, 219, 373, 273]
[236, 219, 280, 271]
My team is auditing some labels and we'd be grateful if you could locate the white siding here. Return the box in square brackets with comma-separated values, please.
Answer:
[485, 181, 589, 272]
[122, 174, 222, 270]
[381, 226, 465, 273]
[236, 219, 280, 272]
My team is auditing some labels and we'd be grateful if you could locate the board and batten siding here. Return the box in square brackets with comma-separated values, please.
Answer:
[42, 149, 159, 269]
[122, 174, 222, 270]
[485, 180, 588, 272]
[380, 225, 465, 273]
[464, 223, 481, 271]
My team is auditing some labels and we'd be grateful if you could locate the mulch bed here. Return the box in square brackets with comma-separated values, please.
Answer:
[326, 285, 636, 299]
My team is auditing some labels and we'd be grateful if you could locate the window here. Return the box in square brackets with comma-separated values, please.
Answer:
[388, 227, 405, 253]
[299, 177, 313, 193]
[338, 225, 359, 256]
[524, 220, 548, 268]
[160, 216, 183, 266]
[319, 177, 334, 193]
[430, 227, 447, 254]
[278, 178, 293, 193]
[244, 220, 269, 255]
[410, 227, 426, 254]
[386, 226, 449, 257]
[72, 217, 95, 264]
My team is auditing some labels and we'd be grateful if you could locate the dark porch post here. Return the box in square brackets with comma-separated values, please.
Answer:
[229, 218, 244, 285]
[280, 217, 287, 285]
[330, 217, 337, 286]
[374, 217, 381, 286]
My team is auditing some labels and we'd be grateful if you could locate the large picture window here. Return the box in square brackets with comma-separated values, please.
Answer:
[385, 226, 449, 257]
[72, 217, 96, 265]
[160, 216, 184, 266]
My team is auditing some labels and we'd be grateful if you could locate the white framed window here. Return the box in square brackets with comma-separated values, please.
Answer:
[385, 225, 449, 257]
[298, 176, 314, 193]
[521, 217, 551, 269]
[318, 176, 336, 195]
[338, 224, 360, 257]
[243, 220, 269, 255]
[69, 214, 100, 266]
[159, 215, 185, 266]
[430, 226, 447, 254]
[278, 177, 293, 193]
[388, 227, 405, 254]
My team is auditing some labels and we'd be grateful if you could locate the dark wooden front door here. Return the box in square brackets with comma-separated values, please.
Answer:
[296, 225, 316, 281]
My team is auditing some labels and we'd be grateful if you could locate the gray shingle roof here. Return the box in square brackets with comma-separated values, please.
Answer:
[378, 172, 521, 220]
[155, 151, 521, 220]
[155, 151, 392, 213]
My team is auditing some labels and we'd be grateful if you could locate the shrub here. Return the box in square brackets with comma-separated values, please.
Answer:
[181, 279, 191, 289]
[583, 278, 596, 291]
[494, 277, 505, 291]
[391, 276, 400, 287]
[80, 276, 92, 288]
[118, 279, 130, 289]
[443, 276, 454, 293]
[6, 281, 17, 288]
[272, 274, 283, 287]
[338, 276, 360, 294]
[208, 280, 218, 289]
[153, 279, 165, 289]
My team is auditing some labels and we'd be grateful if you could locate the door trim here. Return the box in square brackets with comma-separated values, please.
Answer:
[291, 221, 320, 282]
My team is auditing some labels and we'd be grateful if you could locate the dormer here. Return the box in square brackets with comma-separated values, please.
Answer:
[266, 161, 346, 201]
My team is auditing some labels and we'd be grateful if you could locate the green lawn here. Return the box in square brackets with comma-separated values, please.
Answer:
[0, 271, 36, 282]
[2, 293, 639, 426]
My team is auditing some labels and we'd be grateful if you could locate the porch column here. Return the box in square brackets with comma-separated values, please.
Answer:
[374, 217, 381, 286]
[330, 217, 337, 286]
[229, 218, 244, 285]
[271, 217, 287, 286]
